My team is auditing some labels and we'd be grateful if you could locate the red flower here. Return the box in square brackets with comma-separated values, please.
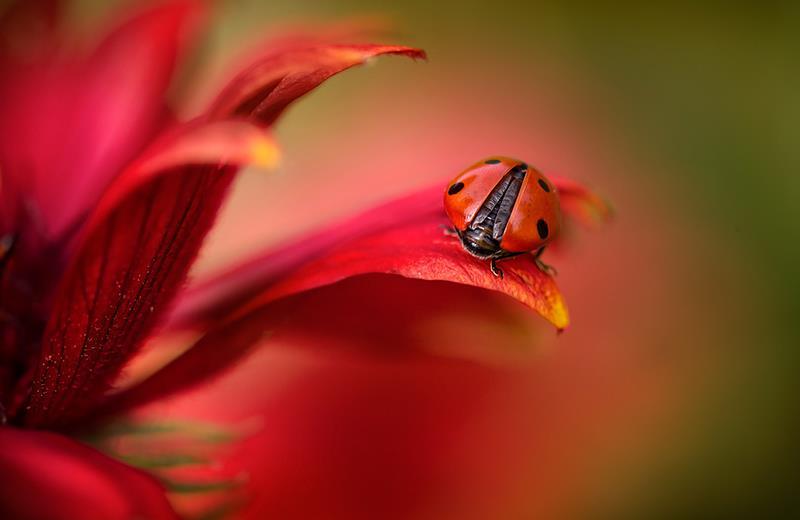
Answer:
[0, 1, 607, 518]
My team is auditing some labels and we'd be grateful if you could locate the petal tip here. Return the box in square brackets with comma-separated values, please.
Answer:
[250, 135, 281, 168]
[549, 301, 570, 332]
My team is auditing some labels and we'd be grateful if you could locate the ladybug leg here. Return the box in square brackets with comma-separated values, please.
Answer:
[533, 247, 558, 276]
[489, 252, 523, 279]
[490, 258, 504, 279]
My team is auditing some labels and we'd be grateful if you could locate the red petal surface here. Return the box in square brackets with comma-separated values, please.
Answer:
[98, 185, 575, 416]
[0, 427, 177, 520]
[207, 43, 426, 125]
[0, 1, 202, 240]
[11, 122, 277, 428]
[84, 119, 279, 240]
[170, 177, 606, 331]
[99, 273, 552, 419]
[11, 34, 420, 426]
[169, 186, 443, 328]
[241, 209, 568, 329]
[137, 275, 669, 520]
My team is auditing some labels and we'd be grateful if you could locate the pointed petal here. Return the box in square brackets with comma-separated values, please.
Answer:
[12, 121, 277, 428]
[172, 184, 567, 331]
[207, 43, 426, 125]
[240, 203, 569, 330]
[0, 427, 178, 520]
[171, 177, 608, 331]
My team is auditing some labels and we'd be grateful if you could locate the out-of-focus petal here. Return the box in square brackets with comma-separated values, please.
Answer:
[552, 175, 613, 228]
[94, 274, 546, 420]
[0, 427, 178, 520]
[131, 263, 682, 519]
[206, 43, 426, 126]
[0, 0, 202, 239]
[11, 121, 277, 429]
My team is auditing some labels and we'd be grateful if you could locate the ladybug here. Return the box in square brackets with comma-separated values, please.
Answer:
[443, 157, 561, 277]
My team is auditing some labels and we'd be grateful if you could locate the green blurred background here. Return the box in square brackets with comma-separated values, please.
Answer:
[73, 0, 800, 517]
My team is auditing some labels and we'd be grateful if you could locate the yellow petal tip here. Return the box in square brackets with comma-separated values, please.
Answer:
[250, 137, 281, 169]
[549, 299, 570, 331]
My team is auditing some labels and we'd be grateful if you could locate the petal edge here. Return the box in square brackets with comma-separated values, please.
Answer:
[207, 43, 426, 126]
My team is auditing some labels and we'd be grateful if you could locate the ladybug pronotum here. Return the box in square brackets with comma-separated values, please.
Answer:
[443, 157, 562, 277]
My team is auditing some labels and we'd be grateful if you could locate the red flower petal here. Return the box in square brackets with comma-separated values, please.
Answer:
[0, 427, 178, 520]
[240, 203, 569, 329]
[96, 273, 550, 419]
[11, 121, 277, 428]
[207, 43, 426, 125]
[0, 0, 202, 239]
[85, 119, 280, 238]
[169, 186, 443, 329]
[171, 176, 603, 332]
[96, 183, 585, 416]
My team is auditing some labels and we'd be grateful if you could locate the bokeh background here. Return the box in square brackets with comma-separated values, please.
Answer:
[71, 1, 800, 518]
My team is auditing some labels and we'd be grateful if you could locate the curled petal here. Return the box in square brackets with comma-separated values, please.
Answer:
[173, 182, 579, 331]
[207, 43, 426, 125]
[238, 212, 569, 329]
[0, 427, 177, 520]
[172, 177, 607, 330]
[11, 121, 277, 428]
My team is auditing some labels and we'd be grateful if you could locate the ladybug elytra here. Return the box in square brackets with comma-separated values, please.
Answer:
[443, 157, 562, 277]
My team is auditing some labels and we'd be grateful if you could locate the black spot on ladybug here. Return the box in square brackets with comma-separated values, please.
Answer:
[485, 159, 501, 164]
[448, 182, 465, 195]
[537, 178, 551, 192]
[519, 162, 528, 170]
[537, 219, 549, 240]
